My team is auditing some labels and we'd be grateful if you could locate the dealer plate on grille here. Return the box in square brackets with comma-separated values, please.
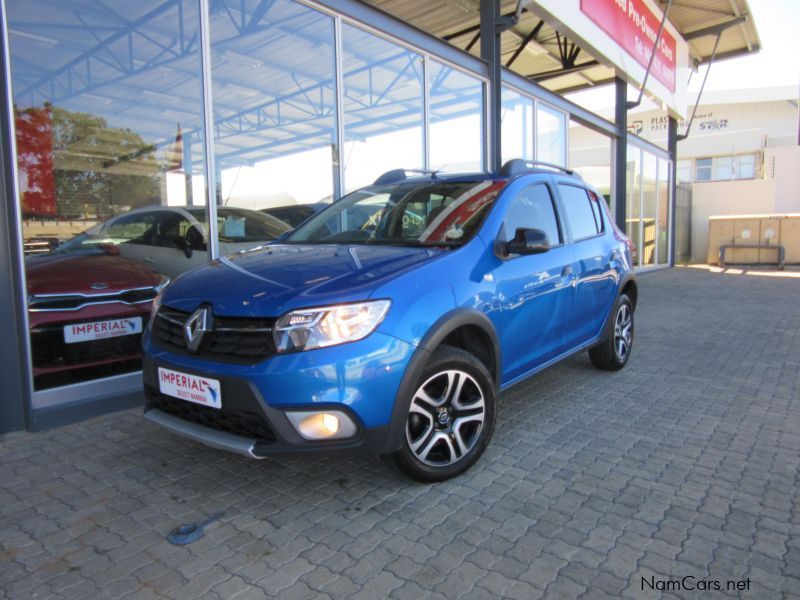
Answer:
[64, 316, 142, 344]
[158, 367, 222, 409]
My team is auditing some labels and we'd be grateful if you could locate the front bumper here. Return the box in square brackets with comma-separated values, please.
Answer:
[141, 330, 415, 457]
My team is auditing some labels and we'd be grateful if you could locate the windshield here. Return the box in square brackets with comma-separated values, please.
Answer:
[52, 206, 291, 256]
[184, 208, 291, 243]
[286, 180, 506, 246]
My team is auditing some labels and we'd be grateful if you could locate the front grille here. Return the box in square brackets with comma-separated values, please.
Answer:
[146, 387, 276, 442]
[29, 287, 157, 311]
[153, 306, 276, 364]
[31, 316, 148, 367]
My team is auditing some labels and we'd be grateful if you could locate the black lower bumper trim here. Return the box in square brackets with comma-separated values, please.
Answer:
[142, 357, 395, 457]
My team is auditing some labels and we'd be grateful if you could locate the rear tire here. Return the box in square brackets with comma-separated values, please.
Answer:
[589, 294, 634, 371]
[388, 346, 496, 483]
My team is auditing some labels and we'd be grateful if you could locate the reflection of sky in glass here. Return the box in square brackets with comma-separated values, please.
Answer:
[341, 24, 424, 192]
[501, 89, 533, 163]
[429, 61, 484, 172]
[536, 105, 566, 166]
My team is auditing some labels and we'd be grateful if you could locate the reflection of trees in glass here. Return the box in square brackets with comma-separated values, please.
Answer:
[15, 105, 57, 217]
[15, 103, 162, 219]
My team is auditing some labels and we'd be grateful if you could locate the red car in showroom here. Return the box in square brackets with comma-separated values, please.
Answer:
[26, 249, 168, 390]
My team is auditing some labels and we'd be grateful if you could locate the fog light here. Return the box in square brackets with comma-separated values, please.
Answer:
[322, 413, 339, 434]
[285, 410, 357, 440]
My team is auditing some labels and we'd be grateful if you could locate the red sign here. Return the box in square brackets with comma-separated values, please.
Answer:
[581, 0, 677, 93]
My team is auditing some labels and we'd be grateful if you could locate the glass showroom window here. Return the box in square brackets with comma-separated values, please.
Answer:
[7, 0, 207, 393]
[429, 61, 484, 172]
[568, 120, 612, 206]
[657, 158, 670, 265]
[641, 152, 657, 266]
[341, 25, 424, 191]
[208, 0, 336, 245]
[695, 157, 712, 181]
[536, 103, 567, 166]
[626, 146, 642, 267]
[501, 88, 533, 163]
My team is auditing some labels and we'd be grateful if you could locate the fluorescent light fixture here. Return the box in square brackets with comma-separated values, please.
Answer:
[9, 29, 58, 47]
[224, 83, 259, 98]
[142, 89, 182, 104]
[223, 50, 264, 70]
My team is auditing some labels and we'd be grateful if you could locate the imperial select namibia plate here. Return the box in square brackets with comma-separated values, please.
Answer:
[157, 367, 222, 409]
[64, 317, 143, 344]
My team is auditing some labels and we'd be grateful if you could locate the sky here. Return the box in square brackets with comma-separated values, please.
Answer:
[687, 0, 800, 92]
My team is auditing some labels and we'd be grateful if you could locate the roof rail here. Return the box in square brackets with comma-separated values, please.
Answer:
[500, 159, 577, 178]
[373, 168, 440, 185]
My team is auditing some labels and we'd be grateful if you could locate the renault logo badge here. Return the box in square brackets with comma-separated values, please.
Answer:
[184, 307, 212, 352]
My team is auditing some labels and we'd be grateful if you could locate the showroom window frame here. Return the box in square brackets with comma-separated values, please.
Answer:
[0, 0, 220, 414]
[498, 80, 572, 169]
[312, 0, 492, 189]
[0, 0, 31, 429]
[0, 0, 493, 418]
[626, 137, 674, 271]
[0, 0, 677, 428]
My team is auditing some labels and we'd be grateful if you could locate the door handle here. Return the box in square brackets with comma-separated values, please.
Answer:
[561, 265, 574, 278]
[143, 257, 156, 263]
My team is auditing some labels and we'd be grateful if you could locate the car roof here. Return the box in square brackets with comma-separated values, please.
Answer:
[371, 160, 584, 187]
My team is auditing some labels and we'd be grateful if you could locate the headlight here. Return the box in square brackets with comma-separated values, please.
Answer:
[150, 274, 171, 319]
[274, 300, 391, 353]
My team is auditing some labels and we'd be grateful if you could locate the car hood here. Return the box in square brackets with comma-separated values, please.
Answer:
[161, 244, 446, 317]
[26, 253, 161, 295]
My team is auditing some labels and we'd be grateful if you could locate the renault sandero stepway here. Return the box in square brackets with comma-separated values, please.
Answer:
[142, 160, 637, 482]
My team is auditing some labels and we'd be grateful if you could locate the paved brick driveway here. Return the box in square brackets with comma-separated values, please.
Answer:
[1, 267, 799, 599]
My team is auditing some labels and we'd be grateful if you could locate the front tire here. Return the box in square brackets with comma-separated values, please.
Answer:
[589, 294, 634, 371]
[389, 346, 496, 483]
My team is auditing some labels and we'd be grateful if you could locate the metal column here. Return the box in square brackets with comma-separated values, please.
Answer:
[0, 1, 31, 433]
[480, 0, 502, 173]
[668, 116, 678, 266]
[614, 77, 627, 230]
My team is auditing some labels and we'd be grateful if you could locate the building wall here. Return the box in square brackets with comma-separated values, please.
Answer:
[690, 178, 776, 263]
[767, 146, 800, 213]
[628, 96, 798, 155]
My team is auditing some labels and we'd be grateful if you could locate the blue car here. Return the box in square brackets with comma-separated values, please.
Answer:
[142, 160, 637, 482]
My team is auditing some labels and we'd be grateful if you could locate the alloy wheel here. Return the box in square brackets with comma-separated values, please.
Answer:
[405, 369, 485, 467]
[614, 304, 633, 360]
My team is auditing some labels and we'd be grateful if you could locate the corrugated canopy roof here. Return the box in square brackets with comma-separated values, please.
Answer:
[364, 0, 761, 95]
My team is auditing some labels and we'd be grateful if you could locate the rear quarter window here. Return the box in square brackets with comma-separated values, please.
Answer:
[558, 184, 603, 240]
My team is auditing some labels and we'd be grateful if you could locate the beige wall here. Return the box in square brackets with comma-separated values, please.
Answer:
[690, 179, 776, 263]
[626, 98, 798, 156]
[767, 146, 800, 213]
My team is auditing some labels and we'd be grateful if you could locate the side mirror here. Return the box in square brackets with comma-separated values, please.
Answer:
[177, 237, 193, 259]
[506, 228, 550, 256]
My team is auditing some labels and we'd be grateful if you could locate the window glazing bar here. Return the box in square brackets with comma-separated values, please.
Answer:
[198, 0, 219, 260]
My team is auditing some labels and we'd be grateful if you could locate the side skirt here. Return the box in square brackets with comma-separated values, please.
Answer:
[499, 333, 604, 393]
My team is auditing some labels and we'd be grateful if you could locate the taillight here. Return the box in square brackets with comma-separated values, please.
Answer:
[612, 221, 634, 255]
